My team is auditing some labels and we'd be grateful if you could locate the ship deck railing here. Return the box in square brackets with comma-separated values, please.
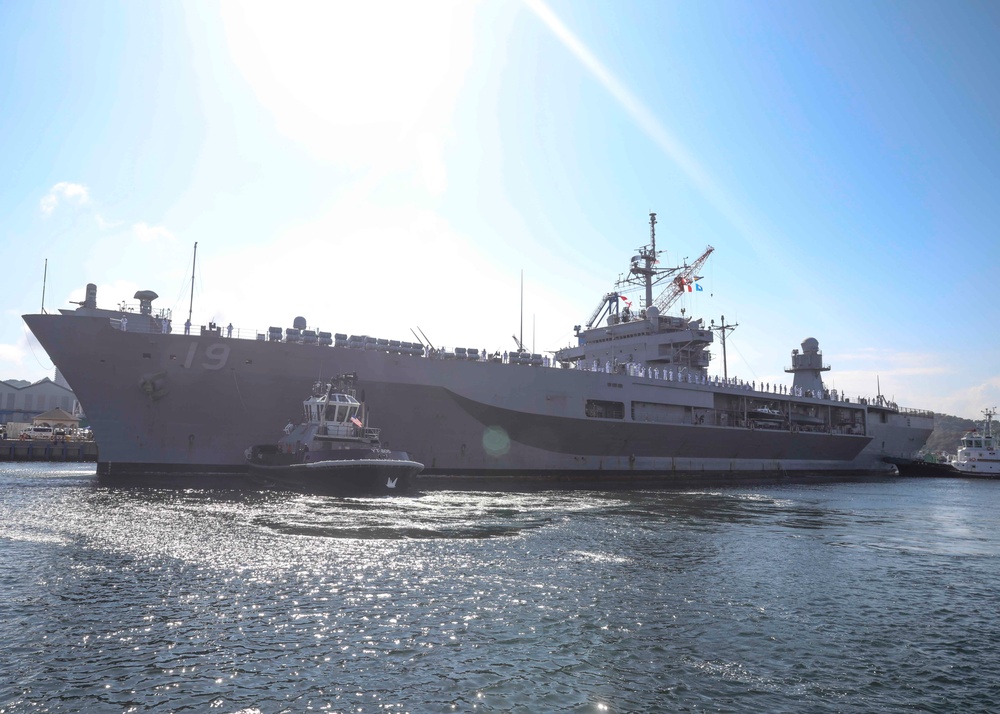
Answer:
[898, 407, 935, 418]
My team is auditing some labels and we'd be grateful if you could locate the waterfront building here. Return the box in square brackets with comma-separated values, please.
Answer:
[0, 377, 81, 426]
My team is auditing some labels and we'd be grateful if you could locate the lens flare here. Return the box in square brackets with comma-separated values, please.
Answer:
[482, 426, 511, 457]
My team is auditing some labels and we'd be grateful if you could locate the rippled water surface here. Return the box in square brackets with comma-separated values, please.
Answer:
[2, 463, 999, 713]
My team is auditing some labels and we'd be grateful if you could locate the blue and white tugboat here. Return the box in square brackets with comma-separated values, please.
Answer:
[245, 374, 423, 494]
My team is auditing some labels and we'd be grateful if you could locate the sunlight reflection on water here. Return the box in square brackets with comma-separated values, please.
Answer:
[2, 464, 999, 713]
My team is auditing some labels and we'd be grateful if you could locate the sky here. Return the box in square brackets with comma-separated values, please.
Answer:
[1, 0, 998, 420]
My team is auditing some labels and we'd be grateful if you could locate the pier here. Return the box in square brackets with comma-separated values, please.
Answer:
[0, 439, 98, 462]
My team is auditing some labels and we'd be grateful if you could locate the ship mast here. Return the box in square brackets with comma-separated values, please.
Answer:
[710, 315, 738, 380]
[41, 258, 48, 314]
[644, 213, 656, 308]
[187, 242, 197, 327]
[576, 212, 709, 333]
[625, 212, 660, 309]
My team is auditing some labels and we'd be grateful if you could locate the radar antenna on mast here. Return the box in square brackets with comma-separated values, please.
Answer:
[576, 212, 714, 333]
[612, 212, 713, 315]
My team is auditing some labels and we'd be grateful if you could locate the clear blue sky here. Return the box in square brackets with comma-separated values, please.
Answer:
[2, 0, 997, 420]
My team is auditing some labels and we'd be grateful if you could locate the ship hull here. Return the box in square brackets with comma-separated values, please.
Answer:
[951, 464, 1000, 478]
[23, 313, 934, 485]
[883, 456, 959, 477]
[247, 459, 421, 494]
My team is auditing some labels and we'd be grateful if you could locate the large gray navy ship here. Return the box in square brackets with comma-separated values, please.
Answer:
[23, 214, 933, 486]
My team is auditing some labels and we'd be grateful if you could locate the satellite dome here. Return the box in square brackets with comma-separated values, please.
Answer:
[801, 337, 820, 353]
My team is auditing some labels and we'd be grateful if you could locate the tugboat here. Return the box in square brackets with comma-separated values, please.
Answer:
[950, 408, 1000, 477]
[245, 373, 423, 494]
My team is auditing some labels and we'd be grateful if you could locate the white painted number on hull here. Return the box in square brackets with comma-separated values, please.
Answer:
[182, 342, 230, 370]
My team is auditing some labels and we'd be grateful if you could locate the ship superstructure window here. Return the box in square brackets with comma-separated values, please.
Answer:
[585, 399, 625, 419]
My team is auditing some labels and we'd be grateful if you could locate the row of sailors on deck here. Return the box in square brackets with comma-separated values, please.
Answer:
[579, 360, 848, 401]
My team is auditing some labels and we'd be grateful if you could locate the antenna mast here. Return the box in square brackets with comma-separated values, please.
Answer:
[646, 212, 656, 308]
[187, 242, 198, 326]
[520, 270, 524, 353]
[41, 259, 48, 314]
[622, 212, 661, 310]
[710, 315, 738, 380]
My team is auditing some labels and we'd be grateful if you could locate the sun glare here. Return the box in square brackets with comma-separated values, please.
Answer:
[220, 0, 476, 169]
[522, 0, 769, 260]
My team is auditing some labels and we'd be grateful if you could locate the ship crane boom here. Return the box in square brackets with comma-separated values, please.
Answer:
[652, 245, 714, 315]
[585, 292, 624, 330]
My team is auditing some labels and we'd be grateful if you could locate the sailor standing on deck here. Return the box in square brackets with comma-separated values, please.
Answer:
[120, 315, 127, 332]
[184, 318, 191, 335]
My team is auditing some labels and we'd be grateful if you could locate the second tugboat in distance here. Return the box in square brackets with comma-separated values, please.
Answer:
[886, 408, 1000, 478]
[950, 408, 1000, 477]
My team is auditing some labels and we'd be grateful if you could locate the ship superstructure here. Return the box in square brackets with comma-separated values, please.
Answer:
[23, 213, 933, 485]
[554, 213, 715, 379]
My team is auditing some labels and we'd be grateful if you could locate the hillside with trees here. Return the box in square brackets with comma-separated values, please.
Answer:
[924, 411, 991, 454]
